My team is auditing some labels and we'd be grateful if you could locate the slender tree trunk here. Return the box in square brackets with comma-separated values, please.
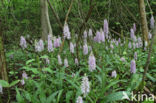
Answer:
[40, 0, 52, 40]
[138, 0, 149, 43]
[0, 19, 8, 81]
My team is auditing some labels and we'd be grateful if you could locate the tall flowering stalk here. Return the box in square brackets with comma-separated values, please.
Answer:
[64, 58, 69, 67]
[134, 52, 137, 60]
[20, 36, 27, 49]
[133, 42, 136, 49]
[133, 23, 136, 32]
[135, 43, 139, 48]
[130, 60, 136, 74]
[70, 42, 74, 53]
[148, 32, 152, 39]
[100, 28, 105, 42]
[21, 71, 28, 85]
[118, 38, 121, 43]
[104, 19, 109, 35]
[81, 75, 90, 97]
[94, 31, 101, 43]
[83, 30, 87, 39]
[97, 31, 101, 43]
[76, 96, 83, 103]
[111, 70, 117, 78]
[35, 39, 44, 52]
[138, 37, 143, 47]
[58, 55, 62, 65]
[54, 37, 61, 48]
[0, 84, 2, 94]
[150, 16, 155, 29]
[45, 58, 50, 64]
[75, 58, 79, 65]
[110, 43, 114, 49]
[115, 41, 119, 46]
[120, 57, 126, 62]
[63, 22, 71, 40]
[88, 29, 93, 37]
[47, 36, 53, 52]
[88, 52, 96, 72]
[130, 28, 136, 41]
[83, 43, 88, 55]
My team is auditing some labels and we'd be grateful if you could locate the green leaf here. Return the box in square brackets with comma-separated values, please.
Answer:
[146, 73, 156, 82]
[46, 91, 59, 103]
[40, 55, 48, 59]
[0, 80, 9, 87]
[104, 91, 130, 102]
[9, 80, 20, 87]
[26, 59, 35, 65]
[105, 80, 126, 93]
[16, 87, 24, 102]
[127, 74, 142, 91]
[57, 89, 63, 103]
[23, 67, 40, 74]
[23, 90, 31, 102]
[42, 68, 53, 74]
[66, 91, 73, 103]
[65, 79, 79, 90]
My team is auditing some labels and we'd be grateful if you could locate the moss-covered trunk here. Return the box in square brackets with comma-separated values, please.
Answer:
[0, 19, 8, 81]
[138, 0, 149, 43]
[40, 0, 53, 41]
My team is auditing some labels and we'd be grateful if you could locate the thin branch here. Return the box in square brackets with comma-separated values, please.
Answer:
[76, 3, 96, 33]
[120, 1, 139, 24]
[47, 0, 63, 30]
[76, 2, 96, 59]
[142, 25, 156, 86]
[65, 0, 74, 22]
[110, 29, 132, 41]
[59, 0, 74, 54]
[77, 0, 84, 22]
[146, 0, 153, 15]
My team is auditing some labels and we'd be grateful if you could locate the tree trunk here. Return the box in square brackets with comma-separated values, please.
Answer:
[40, 0, 52, 41]
[138, 0, 149, 43]
[0, 19, 8, 81]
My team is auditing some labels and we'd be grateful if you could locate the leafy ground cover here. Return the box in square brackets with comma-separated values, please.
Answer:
[1, 19, 156, 103]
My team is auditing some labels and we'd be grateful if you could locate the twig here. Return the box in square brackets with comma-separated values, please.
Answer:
[141, 24, 156, 93]
[47, 0, 63, 30]
[77, 0, 84, 22]
[146, 0, 153, 15]
[75, 2, 96, 59]
[108, 0, 111, 22]
[59, 0, 74, 54]
[110, 29, 132, 41]
[120, 0, 139, 24]
[65, 0, 74, 22]
[76, 3, 96, 33]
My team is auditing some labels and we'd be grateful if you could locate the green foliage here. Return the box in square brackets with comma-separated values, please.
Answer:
[3, 40, 155, 102]
[0, 80, 20, 87]
[0, 0, 156, 102]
